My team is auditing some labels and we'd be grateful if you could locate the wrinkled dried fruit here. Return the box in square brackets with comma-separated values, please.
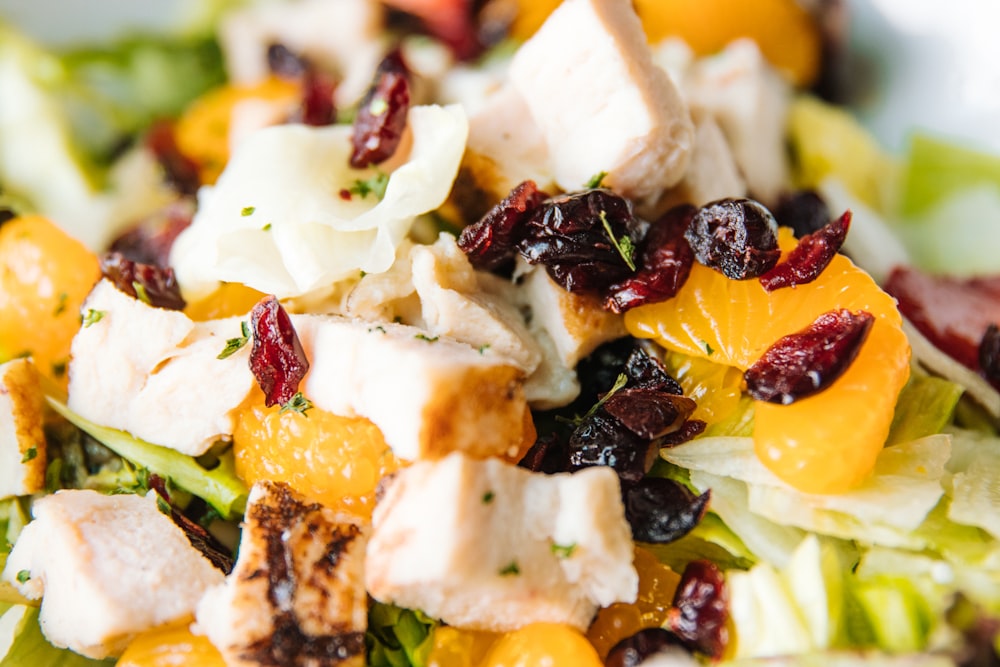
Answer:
[519, 189, 643, 293]
[350, 48, 410, 168]
[605, 205, 696, 313]
[667, 560, 729, 658]
[603, 389, 696, 440]
[267, 42, 308, 79]
[517, 433, 567, 475]
[660, 420, 707, 447]
[745, 309, 874, 405]
[685, 198, 780, 280]
[623, 345, 683, 394]
[145, 120, 201, 196]
[295, 70, 337, 127]
[567, 412, 652, 484]
[760, 210, 851, 292]
[249, 296, 310, 407]
[109, 199, 194, 268]
[382, 0, 483, 60]
[623, 477, 709, 544]
[100, 252, 187, 310]
[605, 628, 687, 667]
[458, 180, 547, 270]
[980, 324, 1000, 384]
[774, 190, 831, 239]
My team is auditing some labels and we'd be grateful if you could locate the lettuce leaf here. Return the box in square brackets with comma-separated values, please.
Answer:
[900, 133, 1000, 218]
[47, 397, 247, 519]
[886, 372, 963, 446]
[0, 606, 112, 667]
[367, 602, 438, 667]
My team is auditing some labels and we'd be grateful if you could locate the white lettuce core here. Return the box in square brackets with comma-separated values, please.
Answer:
[170, 104, 469, 301]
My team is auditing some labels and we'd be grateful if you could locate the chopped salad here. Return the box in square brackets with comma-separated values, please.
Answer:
[2, 0, 1000, 666]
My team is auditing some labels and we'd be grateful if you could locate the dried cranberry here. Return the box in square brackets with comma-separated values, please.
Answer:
[685, 198, 781, 280]
[267, 43, 308, 79]
[603, 389, 696, 440]
[382, 0, 482, 60]
[979, 324, 1000, 384]
[884, 266, 1000, 376]
[760, 210, 851, 292]
[145, 120, 201, 197]
[458, 180, 547, 270]
[773, 190, 831, 239]
[350, 49, 410, 168]
[249, 296, 310, 407]
[295, 70, 337, 127]
[567, 412, 653, 484]
[605, 204, 696, 313]
[667, 560, 729, 659]
[517, 433, 568, 475]
[660, 420, 707, 447]
[605, 628, 688, 667]
[100, 252, 186, 310]
[518, 189, 642, 293]
[623, 477, 710, 544]
[109, 199, 194, 268]
[745, 309, 874, 405]
[623, 345, 683, 395]
[168, 504, 235, 574]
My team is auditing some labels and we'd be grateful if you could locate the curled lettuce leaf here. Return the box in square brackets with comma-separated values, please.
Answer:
[0, 606, 112, 666]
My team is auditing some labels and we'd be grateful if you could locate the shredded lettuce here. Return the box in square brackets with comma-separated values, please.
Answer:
[47, 397, 247, 519]
[886, 372, 963, 446]
[367, 602, 438, 667]
[0, 606, 112, 667]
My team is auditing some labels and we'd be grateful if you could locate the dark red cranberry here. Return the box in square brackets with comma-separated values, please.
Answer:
[605, 204, 695, 313]
[603, 389, 696, 440]
[350, 48, 410, 168]
[517, 433, 568, 475]
[773, 190, 831, 239]
[661, 419, 707, 447]
[458, 180, 548, 270]
[623, 477, 710, 544]
[295, 70, 337, 127]
[109, 199, 194, 268]
[623, 345, 683, 394]
[249, 296, 310, 407]
[979, 324, 1000, 384]
[100, 252, 186, 310]
[760, 209, 851, 292]
[145, 120, 201, 197]
[567, 413, 652, 484]
[518, 189, 643, 293]
[267, 42, 308, 79]
[667, 560, 729, 659]
[168, 503, 235, 574]
[383, 0, 482, 60]
[685, 198, 781, 280]
[884, 266, 1000, 378]
[605, 628, 688, 667]
[745, 309, 874, 405]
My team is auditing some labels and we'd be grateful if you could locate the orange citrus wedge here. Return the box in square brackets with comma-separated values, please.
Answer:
[626, 228, 910, 493]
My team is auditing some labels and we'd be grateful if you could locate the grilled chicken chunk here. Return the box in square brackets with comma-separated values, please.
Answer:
[366, 452, 638, 631]
[2, 490, 224, 659]
[508, 0, 694, 206]
[0, 358, 46, 499]
[197, 481, 368, 667]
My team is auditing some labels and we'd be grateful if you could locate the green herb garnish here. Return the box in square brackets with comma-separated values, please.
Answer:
[349, 171, 390, 200]
[132, 281, 151, 305]
[551, 542, 577, 559]
[82, 308, 106, 327]
[499, 561, 520, 576]
[482, 490, 495, 504]
[585, 171, 608, 189]
[20, 447, 37, 463]
[280, 392, 314, 416]
[16, 570, 30, 584]
[599, 210, 636, 271]
[241, 206, 256, 217]
[218, 321, 251, 360]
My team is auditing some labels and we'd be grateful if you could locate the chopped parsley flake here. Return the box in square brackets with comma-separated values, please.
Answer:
[53, 292, 68, 316]
[21, 447, 37, 463]
[132, 281, 151, 305]
[415, 334, 439, 343]
[280, 392, 314, 416]
[262, 222, 272, 231]
[482, 490, 495, 504]
[478, 344, 491, 355]
[368, 325, 387, 334]
[551, 542, 577, 559]
[599, 210, 636, 271]
[585, 171, 608, 189]
[218, 321, 251, 359]
[51, 360, 67, 378]
[704, 341, 715, 356]
[499, 561, 520, 576]
[82, 309, 106, 327]
[155, 494, 172, 515]
[559, 372, 629, 426]
[349, 171, 390, 200]
[16, 570, 30, 584]
[241, 206, 256, 216]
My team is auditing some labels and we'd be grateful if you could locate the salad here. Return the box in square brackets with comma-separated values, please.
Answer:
[1, 0, 1000, 665]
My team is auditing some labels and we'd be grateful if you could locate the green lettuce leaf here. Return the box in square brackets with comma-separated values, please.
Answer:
[900, 133, 1000, 218]
[367, 602, 438, 667]
[886, 373, 963, 446]
[0, 606, 112, 666]
[47, 397, 247, 519]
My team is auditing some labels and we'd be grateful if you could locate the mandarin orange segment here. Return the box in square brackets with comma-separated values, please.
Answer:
[0, 215, 101, 389]
[184, 282, 267, 321]
[233, 390, 400, 520]
[116, 619, 225, 667]
[174, 78, 299, 184]
[480, 623, 603, 667]
[427, 627, 501, 667]
[626, 229, 910, 493]
[510, 0, 822, 87]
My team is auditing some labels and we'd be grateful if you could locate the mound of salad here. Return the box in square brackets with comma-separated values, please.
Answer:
[2, 0, 1000, 665]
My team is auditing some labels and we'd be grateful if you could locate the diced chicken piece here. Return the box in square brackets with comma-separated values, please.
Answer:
[67, 280, 256, 456]
[684, 40, 791, 206]
[295, 313, 532, 462]
[197, 481, 367, 667]
[517, 262, 627, 368]
[508, 0, 694, 205]
[220, 0, 385, 108]
[0, 358, 46, 499]
[651, 37, 695, 87]
[366, 453, 638, 631]
[464, 84, 554, 201]
[663, 114, 747, 209]
[2, 490, 224, 659]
